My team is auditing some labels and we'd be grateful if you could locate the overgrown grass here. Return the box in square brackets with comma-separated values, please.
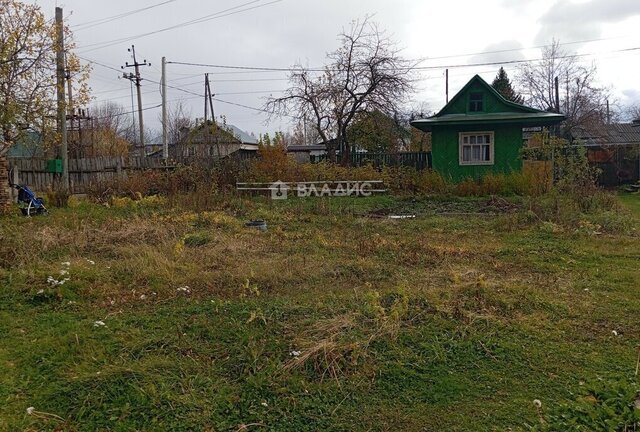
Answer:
[0, 193, 638, 431]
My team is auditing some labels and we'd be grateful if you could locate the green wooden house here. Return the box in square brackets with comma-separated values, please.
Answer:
[411, 75, 564, 181]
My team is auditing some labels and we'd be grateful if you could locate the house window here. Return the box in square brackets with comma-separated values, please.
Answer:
[459, 132, 494, 165]
[469, 92, 484, 112]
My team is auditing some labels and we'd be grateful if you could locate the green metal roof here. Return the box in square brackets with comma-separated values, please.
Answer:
[411, 75, 565, 132]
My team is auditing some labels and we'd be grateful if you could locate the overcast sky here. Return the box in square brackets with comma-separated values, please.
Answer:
[31, 0, 640, 140]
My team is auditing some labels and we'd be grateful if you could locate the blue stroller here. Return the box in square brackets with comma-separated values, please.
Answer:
[11, 184, 48, 216]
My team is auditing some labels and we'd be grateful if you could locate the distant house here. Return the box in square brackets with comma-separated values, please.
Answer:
[571, 123, 640, 185]
[286, 143, 328, 163]
[411, 75, 564, 181]
[173, 122, 258, 159]
[6, 131, 45, 159]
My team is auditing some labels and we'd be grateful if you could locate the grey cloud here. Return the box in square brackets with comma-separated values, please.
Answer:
[622, 89, 640, 104]
[469, 40, 526, 64]
[534, 0, 640, 45]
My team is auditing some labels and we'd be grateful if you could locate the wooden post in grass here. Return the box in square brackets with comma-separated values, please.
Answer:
[11, 165, 19, 202]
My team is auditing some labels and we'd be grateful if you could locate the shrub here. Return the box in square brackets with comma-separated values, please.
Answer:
[535, 378, 640, 431]
[45, 185, 70, 208]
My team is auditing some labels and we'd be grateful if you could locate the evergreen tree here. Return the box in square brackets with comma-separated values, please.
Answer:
[491, 67, 524, 104]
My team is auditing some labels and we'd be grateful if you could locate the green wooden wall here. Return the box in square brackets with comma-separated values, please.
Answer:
[431, 124, 523, 182]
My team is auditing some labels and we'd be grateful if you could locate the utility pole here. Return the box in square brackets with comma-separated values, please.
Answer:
[554, 76, 560, 114]
[65, 59, 76, 158]
[445, 69, 449, 104]
[565, 72, 570, 115]
[55, 7, 69, 190]
[204, 73, 210, 157]
[203, 74, 220, 158]
[161, 56, 168, 160]
[122, 45, 150, 155]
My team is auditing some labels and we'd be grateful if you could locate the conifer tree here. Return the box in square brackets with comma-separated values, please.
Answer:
[491, 67, 524, 104]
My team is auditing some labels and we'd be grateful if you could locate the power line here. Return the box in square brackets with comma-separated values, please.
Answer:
[168, 45, 640, 72]
[72, 0, 179, 31]
[144, 76, 287, 116]
[423, 34, 632, 62]
[91, 103, 162, 121]
[77, 0, 283, 53]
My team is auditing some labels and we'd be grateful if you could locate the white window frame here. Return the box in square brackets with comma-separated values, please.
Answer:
[459, 131, 494, 166]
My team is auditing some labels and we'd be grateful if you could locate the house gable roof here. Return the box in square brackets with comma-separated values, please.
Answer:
[437, 74, 538, 117]
[182, 122, 257, 145]
[571, 123, 640, 147]
[411, 75, 565, 132]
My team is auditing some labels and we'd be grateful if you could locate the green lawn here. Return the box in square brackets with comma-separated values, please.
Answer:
[1, 193, 639, 431]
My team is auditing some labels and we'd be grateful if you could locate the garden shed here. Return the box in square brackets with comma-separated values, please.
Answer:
[411, 75, 564, 181]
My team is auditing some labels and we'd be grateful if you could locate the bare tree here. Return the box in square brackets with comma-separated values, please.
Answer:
[266, 18, 417, 163]
[162, 101, 193, 157]
[87, 102, 135, 157]
[518, 39, 609, 135]
[625, 104, 640, 123]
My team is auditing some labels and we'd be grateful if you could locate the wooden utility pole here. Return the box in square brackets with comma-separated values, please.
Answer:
[55, 7, 69, 190]
[65, 59, 76, 157]
[203, 73, 210, 159]
[554, 76, 560, 114]
[565, 72, 570, 114]
[445, 69, 449, 104]
[122, 45, 150, 155]
[203, 74, 220, 158]
[161, 56, 168, 160]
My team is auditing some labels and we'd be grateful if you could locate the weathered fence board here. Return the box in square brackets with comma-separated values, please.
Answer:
[7, 156, 172, 194]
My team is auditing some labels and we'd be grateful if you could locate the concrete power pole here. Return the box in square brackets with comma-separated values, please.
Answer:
[161, 56, 168, 160]
[55, 7, 69, 190]
[122, 45, 150, 155]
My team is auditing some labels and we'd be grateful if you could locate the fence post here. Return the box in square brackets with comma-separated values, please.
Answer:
[11, 165, 19, 202]
[116, 157, 122, 179]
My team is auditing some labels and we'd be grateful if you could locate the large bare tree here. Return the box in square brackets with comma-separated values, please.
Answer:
[518, 40, 609, 135]
[266, 18, 417, 163]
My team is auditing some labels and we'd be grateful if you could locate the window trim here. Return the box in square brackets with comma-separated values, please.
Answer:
[458, 131, 495, 166]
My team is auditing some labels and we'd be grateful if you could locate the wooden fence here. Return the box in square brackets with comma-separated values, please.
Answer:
[7, 157, 172, 194]
[351, 152, 432, 170]
[311, 151, 432, 170]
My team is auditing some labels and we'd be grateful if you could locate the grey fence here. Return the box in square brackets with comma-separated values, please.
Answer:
[7, 156, 172, 194]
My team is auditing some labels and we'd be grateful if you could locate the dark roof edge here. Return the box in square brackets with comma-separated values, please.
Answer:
[410, 113, 565, 132]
